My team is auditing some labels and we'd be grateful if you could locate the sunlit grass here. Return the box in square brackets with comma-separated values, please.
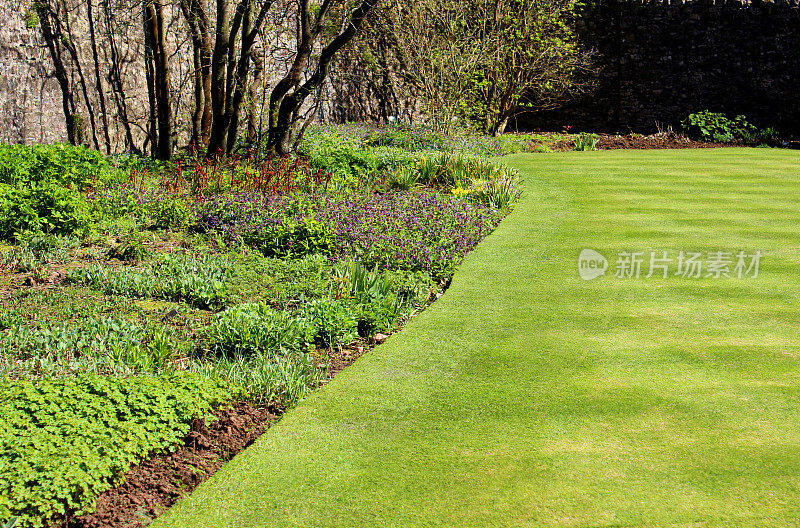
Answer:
[155, 148, 800, 527]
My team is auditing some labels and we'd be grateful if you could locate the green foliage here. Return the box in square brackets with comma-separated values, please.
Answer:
[0, 316, 184, 378]
[0, 373, 235, 527]
[106, 235, 149, 262]
[348, 294, 401, 337]
[227, 253, 333, 306]
[299, 299, 358, 350]
[148, 196, 192, 230]
[467, 173, 521, 209]
[190, 352, 323, 406]
[385, 270, 437, 306]
[67, 253, 229, 309]
[203, 304, 313, 357]
[0, 234, 78, 272]
[22, 7, 39, 29]
[385, 165, 421, 191]
[331, 262, 402, 336]
[408, 153, 522, 208]
[681, 110, 781, 145]
[0, 143, 123, 190]
[0, 182, 94, 241]
[299, 127, 421, 188]
[244, 217, 334, 259]
[573, 132, 599, 151]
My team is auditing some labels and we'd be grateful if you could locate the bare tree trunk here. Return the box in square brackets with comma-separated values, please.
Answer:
[267, 0, 380, 155]
[87, 0, 111, 154]
[225, 0, 255, 154]
[144, 8, 158, 157]
[58, 0, 100, 150]
[102, 0, 138, 154]
[36, 1, 77, 145]
[144, 0, 172, 160]
[181, 0, 213, 148]
[206, 0, 275, 157]
[206, 0, 232, 157]
[246, 49, 263, 146]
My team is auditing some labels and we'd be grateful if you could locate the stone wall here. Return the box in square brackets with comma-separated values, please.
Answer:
[0, 2, 66, 145]
[520, 0, 800, 136]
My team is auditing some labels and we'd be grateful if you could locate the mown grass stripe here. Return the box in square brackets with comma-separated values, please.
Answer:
[155, 148, 800, 527]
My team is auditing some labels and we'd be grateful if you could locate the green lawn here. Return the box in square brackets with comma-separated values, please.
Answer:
[154, 149, 800, 527]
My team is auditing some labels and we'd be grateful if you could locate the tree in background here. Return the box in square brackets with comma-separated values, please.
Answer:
[393, 0, 593, 135]
[30, 0, 380, 159]
[265, 0, 380, 155]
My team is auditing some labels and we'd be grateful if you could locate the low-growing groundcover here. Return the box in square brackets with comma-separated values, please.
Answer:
[0, 128, 523, 527]
[0, 373, 235, 526]
[154, 149, 800, 527]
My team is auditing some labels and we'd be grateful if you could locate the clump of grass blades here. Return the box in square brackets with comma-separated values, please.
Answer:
[67, 253, 229, 309]
[190, 352, 324, 407]
[573, 132, 599, 151]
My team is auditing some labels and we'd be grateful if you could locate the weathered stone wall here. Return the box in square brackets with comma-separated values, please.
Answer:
[0, 2, 66, 145]
[520, 0, 800, 136]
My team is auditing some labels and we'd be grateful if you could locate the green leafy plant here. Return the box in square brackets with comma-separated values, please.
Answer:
[0, 315, 183, 378]
[0, 233, 78, 272]
[227, 253, 332, 306]
[67, 253, 229, 309]
[106, 236, 149, 262]
[385, 165, 421, 191]
[299, 299, 358, 350]
[0, 143, 123, 190]
[203, 303, 314, 357]
[148, 196, 192, 230]
[190, 351, 323, 406]
[0, 181, 94, 241]
[680, 110, 780, 145]
[573, 132, 599, 151]
[0, 373, 235, 527]
[243, 217, 334, 259]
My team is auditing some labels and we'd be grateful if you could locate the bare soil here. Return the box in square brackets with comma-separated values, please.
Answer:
[548, 133, 739, 151]
[54, 343, 369, 528]
[59, 403, 278, 528]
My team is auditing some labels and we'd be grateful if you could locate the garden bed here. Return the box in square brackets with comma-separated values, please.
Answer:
[0, 128, 525, 528]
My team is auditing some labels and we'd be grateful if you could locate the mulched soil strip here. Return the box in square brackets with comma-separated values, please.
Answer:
[57, 402, 279, 528]
[55, 347, 366, 528]
[546, 133, 738, 151]
[593, 134, 736, 150]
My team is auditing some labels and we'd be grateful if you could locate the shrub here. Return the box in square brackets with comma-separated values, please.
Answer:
[0, 143, 123, 190]
[680, 110, 780, 145]
[0, 182, 94, 241]
[0, 373, 235, 527]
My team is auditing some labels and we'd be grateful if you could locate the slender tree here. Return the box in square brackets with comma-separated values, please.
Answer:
[143, 0, 172, 159]
[266, 0, 380, 155]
